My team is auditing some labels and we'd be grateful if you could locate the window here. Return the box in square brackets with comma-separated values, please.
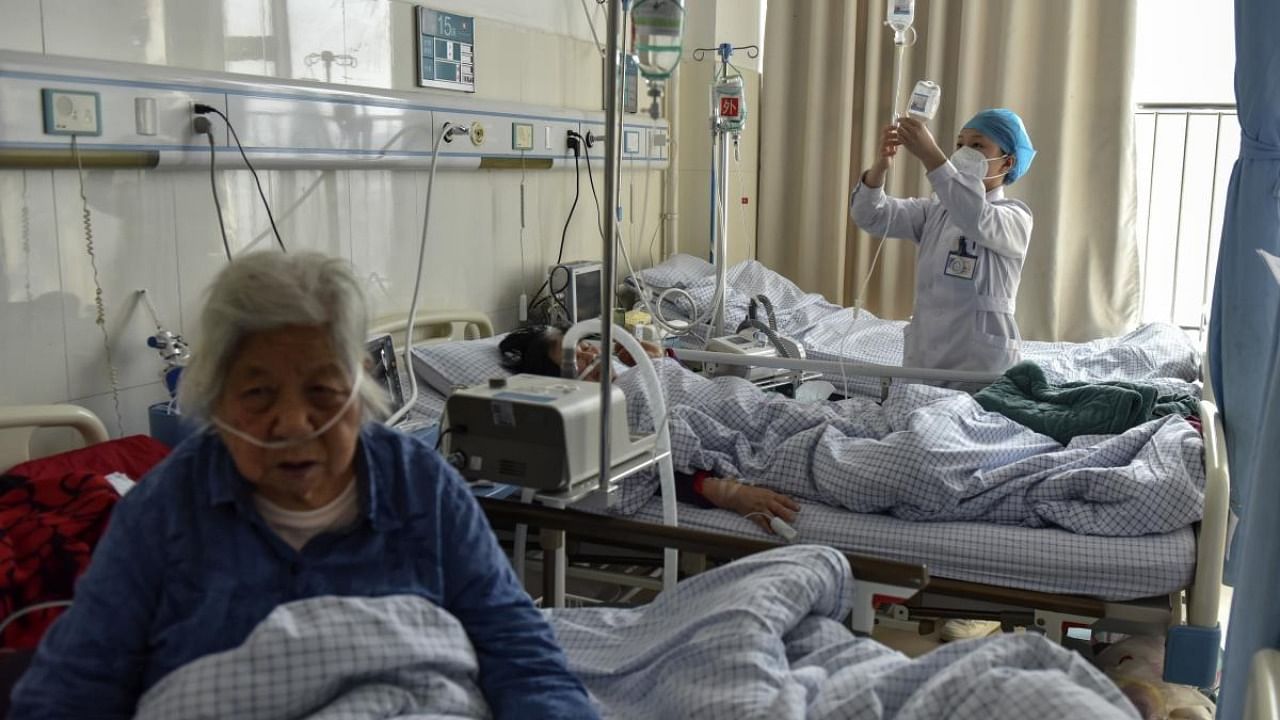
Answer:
[1133, 0, 1235, 339]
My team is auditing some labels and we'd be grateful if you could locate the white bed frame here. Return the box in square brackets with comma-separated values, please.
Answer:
[0, 404, 109, 474]
[370, 310, 493, 351]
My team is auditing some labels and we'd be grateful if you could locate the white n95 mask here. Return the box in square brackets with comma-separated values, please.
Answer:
[951, 147, 1008, 181]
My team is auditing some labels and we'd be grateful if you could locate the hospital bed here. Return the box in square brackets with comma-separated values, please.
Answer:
[403, 313, 1229, 686]
[627, 254, 1203, 398]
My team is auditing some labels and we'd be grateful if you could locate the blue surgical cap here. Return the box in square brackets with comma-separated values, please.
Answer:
[962, 108, 1036, 184]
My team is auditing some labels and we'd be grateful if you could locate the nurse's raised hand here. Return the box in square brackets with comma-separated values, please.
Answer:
[864, 124, 900, 188]
[896, 116, 948, 171]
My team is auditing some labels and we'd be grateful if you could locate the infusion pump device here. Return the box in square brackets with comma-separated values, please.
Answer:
[443, 375, 654, 493]
[705, 330, 808, 387]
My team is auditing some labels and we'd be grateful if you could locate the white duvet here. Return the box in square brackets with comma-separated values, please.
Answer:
[135, 547, 1139, 720]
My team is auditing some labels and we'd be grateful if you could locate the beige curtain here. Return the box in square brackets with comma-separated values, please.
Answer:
[756, 0, 860, 303]
[761, 0, 1142, 342]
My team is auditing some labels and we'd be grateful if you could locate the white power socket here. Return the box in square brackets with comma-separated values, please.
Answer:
[42, 89, 102, 136]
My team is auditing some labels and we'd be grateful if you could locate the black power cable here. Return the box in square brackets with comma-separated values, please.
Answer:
[527, 135, 585, 321]
[205, 133, 233, 262]
[193, 103, 287, 254]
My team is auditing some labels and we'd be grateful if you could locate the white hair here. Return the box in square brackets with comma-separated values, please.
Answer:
[178, 251, 389, 422]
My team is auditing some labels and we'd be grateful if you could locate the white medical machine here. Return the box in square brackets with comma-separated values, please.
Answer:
[443, 374, 656, 494]
[705, 330, 808, 387]
[547, 261, 604, 325]
[704, 295, 813, 388]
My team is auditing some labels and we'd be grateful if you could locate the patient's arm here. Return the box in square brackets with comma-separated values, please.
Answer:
[673, 472, 800, 535]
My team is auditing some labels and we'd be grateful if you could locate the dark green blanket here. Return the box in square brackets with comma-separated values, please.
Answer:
[974, 361, 1199, 444]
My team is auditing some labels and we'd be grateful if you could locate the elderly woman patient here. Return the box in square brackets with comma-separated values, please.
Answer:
[11, 252, 597, 718]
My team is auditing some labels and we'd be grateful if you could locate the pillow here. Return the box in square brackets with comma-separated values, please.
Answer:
[410, 334, 633, 395]
[410, 335, 512, 395]
[631, 253, 715, 289]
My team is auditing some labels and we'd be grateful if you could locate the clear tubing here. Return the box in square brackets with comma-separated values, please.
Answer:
[212, 372, 364, 450]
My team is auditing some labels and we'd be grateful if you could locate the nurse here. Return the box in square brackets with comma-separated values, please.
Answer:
[850, 108, 1037, 374]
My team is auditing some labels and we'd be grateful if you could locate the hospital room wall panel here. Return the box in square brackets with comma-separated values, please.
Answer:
[262, 170, 352, 261]
[347, 170, 423, 322]
[71, 382, 170, 439]
[340, 0, 395, 89]
[678, 168, 714, 264]
[50, 169, 182, 401]
[169, 171, 277, 343]
[0, 0, 44, 54]
[40, 0, 169, 66]
[0, 171, 71, 407]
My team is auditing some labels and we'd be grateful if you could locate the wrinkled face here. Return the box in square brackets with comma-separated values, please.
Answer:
[955, 128, 1014, 185]
[214, 325, 362, 510]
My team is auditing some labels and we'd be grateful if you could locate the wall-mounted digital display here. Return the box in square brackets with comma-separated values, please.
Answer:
[416, 7, 475, 93]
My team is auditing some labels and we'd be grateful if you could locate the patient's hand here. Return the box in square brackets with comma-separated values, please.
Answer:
[701, 477, 800, 535]
[616, 339, 665, 367]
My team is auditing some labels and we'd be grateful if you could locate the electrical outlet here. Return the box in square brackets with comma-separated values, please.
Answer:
[512, 122, 534, 151]
[42, 89, 102, 136]
[624, 130, 641, 155]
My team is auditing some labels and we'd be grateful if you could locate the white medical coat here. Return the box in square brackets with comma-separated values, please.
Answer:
[849, 161, 1032, 374]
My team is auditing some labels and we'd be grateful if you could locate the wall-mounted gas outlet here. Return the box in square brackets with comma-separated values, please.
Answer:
[511, 122, 534, 151]
[42, 88, 102, 136]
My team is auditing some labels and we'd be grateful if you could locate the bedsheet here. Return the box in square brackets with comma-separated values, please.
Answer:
[624, 498, 1195, 600]
[134, 547, 1140, 719]
[631, 255, 1201, 390]
[613, 360, 1206, 537]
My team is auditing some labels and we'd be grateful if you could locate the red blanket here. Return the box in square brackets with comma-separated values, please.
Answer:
[0, 436, 169, 649]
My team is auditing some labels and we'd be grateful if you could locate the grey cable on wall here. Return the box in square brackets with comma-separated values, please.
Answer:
[385, 122, 462, 427]
[70, 135, 124, 437]
[21, 172, 32, 301]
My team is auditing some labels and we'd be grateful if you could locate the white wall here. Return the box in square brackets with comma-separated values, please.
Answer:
[0, 0, 664, 438]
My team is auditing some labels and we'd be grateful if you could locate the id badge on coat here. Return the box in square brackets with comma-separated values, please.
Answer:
[944, 237, 977, 280]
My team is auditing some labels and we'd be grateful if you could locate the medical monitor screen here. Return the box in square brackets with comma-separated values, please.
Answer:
[366, 335, 405, 418]
[572, 267, 602, 322]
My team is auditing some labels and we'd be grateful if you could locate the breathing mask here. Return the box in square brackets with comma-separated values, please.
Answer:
[212, 371, 364, 450]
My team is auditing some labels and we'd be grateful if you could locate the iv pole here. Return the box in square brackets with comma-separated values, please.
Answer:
[598, 0, 624, 499]
[692, 44, 758, 337]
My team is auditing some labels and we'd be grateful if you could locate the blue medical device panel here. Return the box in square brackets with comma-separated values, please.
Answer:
[417, 7, 475, 92]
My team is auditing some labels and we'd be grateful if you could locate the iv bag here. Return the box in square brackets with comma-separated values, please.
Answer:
[906, 80, 941, 121]
[713, 75, 746, 133]
[886, 0, 915, 30]
[632, 0, 685, 80]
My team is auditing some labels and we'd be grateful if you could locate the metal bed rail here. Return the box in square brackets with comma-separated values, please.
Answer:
[479, 497, 928, 633]
[672, 348, 1001, 397]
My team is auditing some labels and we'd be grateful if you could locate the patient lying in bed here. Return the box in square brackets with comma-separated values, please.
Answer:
[499, 325, 1207, 538]
[499, 325, 801, 535]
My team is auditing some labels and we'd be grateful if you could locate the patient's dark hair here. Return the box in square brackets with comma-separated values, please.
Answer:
[499, 325, 564, 377]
